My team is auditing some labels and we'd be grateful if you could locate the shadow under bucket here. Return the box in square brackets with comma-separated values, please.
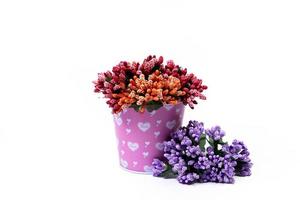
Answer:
[113, 103, 185, 173]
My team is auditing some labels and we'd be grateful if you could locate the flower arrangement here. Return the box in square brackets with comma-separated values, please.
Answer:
[152, 120, 252, 184]
[93, 55, 207, 113]
[93, 55, 252, 184]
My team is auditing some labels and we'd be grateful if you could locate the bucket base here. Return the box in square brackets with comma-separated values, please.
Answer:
[119, 164, 153, 175]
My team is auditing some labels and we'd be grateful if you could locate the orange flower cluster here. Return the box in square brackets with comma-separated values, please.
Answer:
[115, 70, 185, 113]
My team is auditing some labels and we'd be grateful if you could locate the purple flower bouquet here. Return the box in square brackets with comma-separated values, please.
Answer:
[152, 121, 252, 184]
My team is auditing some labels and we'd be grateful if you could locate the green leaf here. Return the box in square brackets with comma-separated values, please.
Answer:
[130, 104, 141, 112]
[145, 101, 163, 112]
[207, 138, 215, 147]
[150, 65, 161, 73]
[218, 139, 228, 145]
[105, 77, 112, 82]
[199, 134, 206, 151]
[160, 165, 177, 179]
[162, 170, 178, 179]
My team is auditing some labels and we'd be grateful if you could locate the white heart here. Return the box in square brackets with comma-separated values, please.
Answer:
[166, 120, 176, 129]
[126, 118, 131, 125]
[138, 122, 151, 132]
[143, 152, 149, 158]
[154, 131, 160, 137]
[127, 142, 139, 151]
[176, 108, 181, 113]
[114, 116, 123, 126]
[144, 165, 153, 172]
[133, 161, 138, 167]
[126, 129, 131, 134]
[120, 159, 128, 168]
[122, 140, 126, 145]
[164, 104, 174, 111]
[145, 141, 150, 147]
[155, 142, 164, 151]
[149, 110, 156, 116]
[156, 120, 162, 124]
[120, 150, 125, 155]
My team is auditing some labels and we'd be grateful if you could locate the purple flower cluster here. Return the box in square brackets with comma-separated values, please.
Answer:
[152, 159, 167, 177]
[152, 121, 252, 184]
[205, 126, 225, 141]
[222, 140, 252, 176]
[200, 147, 236, 183]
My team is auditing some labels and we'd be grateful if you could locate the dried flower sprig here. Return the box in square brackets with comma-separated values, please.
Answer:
[163, 60, 208, 108]
[152, 121, 252, 184]
[93, 55, 207, 113]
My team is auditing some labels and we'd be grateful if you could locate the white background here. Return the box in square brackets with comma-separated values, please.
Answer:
[0, 0, 300, 199]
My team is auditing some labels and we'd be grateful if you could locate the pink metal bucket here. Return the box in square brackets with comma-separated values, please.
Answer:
[113, 103, 185, 173]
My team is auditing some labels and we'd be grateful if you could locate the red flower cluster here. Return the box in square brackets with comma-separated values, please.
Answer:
[93, 55, 207, 113]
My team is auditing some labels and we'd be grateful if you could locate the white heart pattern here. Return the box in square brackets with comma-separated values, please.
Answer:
[144, 165, 153, 172]
[120, 150, 125, 155]
[155, 142, 164, 151]
[137, 122, 151, 132]
[126, 118, 131, 125]
[164, 104, 174, 111]
[133, 161, 138, 167]
[114, 116, 123, 126]
[126, 129, 131, 134]
[145, 141, 150, 147]
[176, 108, 181, 113]
[127, 142, 139, 151]
[150, 110, 156, 116]
[154, 131, 160, 137]
[166, 120, 176, 129]
[120, 159, 128, 168]
[122, 140, 126, 145]
[143, 152, 149, 158]
[156, 120, 162, 127]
